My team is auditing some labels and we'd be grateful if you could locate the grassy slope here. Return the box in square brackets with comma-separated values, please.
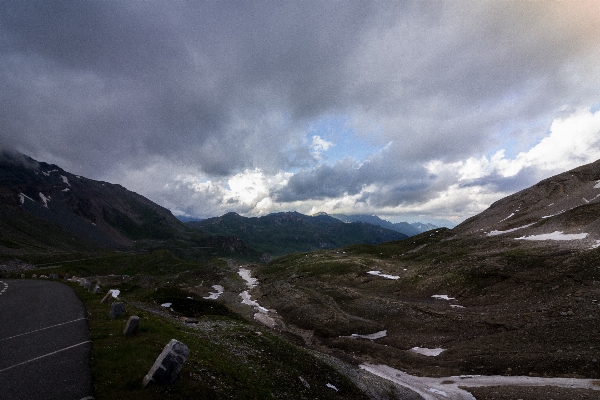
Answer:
[2, 251, 368, 400]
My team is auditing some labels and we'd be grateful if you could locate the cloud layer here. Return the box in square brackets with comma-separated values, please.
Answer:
[2, 1, 600, 224]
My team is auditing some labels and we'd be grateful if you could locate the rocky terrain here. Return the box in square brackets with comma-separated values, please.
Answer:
[4, 153, 600, 398]
[235, 159, 600, 398]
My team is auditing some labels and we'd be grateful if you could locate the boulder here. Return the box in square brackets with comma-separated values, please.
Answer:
[21, 274, 25, 279]
[142, 339, 189, 387]
[93, 285, 102, 294]
[63, 273, 70, 281]
[123, 316, 140, 335]
[101, 290, 114, 303]
[31, 274, 37, 278]
[84, 281, 91, 291]
[109, 302, 126, 319]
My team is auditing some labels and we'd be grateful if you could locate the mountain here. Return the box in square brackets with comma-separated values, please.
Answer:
[253, 159, 600, 384]
[0, 151, 184, 248]
[332, 213, 439, 237]
[188, 211, 408, 256]
[454, 158, 600, 247]
[0, 151, 260, 260]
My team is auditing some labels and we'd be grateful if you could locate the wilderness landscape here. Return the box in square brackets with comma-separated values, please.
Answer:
[2, 2, 600, 399]
[2, 152, 600, 399]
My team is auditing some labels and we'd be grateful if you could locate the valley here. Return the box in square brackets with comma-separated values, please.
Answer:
[2, 152, 600, 399]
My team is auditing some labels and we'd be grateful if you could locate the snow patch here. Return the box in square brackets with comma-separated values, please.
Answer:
[497, 213, 514, 223]
[432, 295, 455, 300]
[429, 388, 448, 397]
[542, 210, 565, 218]
[450, 304, 465, 308]
[109, 289, 120, 298]
[410, 347, 446, 356]
[203, 285, 224, 300]
[367, 270, 400, 280]
[19, 192, 34, 204]
[61, 175, 71, 186]
[239, 291, 269, 313]
[62, 188, 70, 192]
[161, 302, 172, 308]
[361, 363, 600, 400]
[591, 241, 600, 249]
[346, 330, 387, 340]
[325, 383, 339, 392]
[595, 180, 600, 189]
[38, 192, 50, 208]
[238, 267, 258, 288]
[487, 223, 536, 236]
[516, 231, 588, 241]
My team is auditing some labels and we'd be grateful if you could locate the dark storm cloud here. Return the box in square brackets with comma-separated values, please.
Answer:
[0, 1, 373, 176]
[1, 1, 599, 221]
[275, 147, 433, 204]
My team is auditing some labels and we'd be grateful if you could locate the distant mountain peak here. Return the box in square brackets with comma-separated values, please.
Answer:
[331, 214, 439, 237]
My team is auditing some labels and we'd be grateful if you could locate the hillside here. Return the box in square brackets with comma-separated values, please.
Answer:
[0, 151, 260, 261]
[188, 211, 408, 257]
[247, 159, 600, 397]
[454, 158, 600, 247]
[0, 151, 183, 247]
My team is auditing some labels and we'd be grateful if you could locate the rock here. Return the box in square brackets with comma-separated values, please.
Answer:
[124, 316, 140, 335]
[299, 376, 310, 389]
[101, 290, 114, 303]
[63, 273, 70, 281]
[142, 339, 190, 387]
[21, 274, 25, 278]
[40, 275, 48, 279]
[84, 281, 91, 291]
[183, 317, 199, 324]
[109, 302, 126, 319]
[93, 285, 102, 294]
[31, 274, 37, 278]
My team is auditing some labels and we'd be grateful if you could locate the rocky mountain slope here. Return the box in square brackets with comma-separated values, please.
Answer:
[454, 158, 600, 250]
[188, 211, 408, 257]
[1, 151, 183, 248]
[331, 214, 439, 237]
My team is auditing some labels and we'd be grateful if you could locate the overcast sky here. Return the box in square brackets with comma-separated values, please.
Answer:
[2, 1, 600, 226]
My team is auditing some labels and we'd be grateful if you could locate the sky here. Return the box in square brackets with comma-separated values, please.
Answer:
[2, 1, 600, 226]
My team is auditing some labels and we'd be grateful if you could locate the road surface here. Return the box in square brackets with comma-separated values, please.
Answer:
[0, 279, 93, 400]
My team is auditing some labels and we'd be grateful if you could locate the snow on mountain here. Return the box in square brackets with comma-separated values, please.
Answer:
[454, 158, 600, 249]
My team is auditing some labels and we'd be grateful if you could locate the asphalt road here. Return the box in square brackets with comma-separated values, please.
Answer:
[0, 279, 93, 400]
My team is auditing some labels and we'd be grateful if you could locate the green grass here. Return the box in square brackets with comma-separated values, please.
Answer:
[68, 279, 368, 400]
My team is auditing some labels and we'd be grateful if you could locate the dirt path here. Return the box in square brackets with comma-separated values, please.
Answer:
[361, 364, 600, 400]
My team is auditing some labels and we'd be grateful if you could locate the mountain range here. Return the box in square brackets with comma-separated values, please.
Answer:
[188, 211, 407, 257]
[331, 214, 439, 237]
[3, 151, 600, 397]
[0, 151, 408, 259]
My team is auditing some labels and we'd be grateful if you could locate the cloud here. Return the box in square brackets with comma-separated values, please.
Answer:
[1, 1, 600, 225]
